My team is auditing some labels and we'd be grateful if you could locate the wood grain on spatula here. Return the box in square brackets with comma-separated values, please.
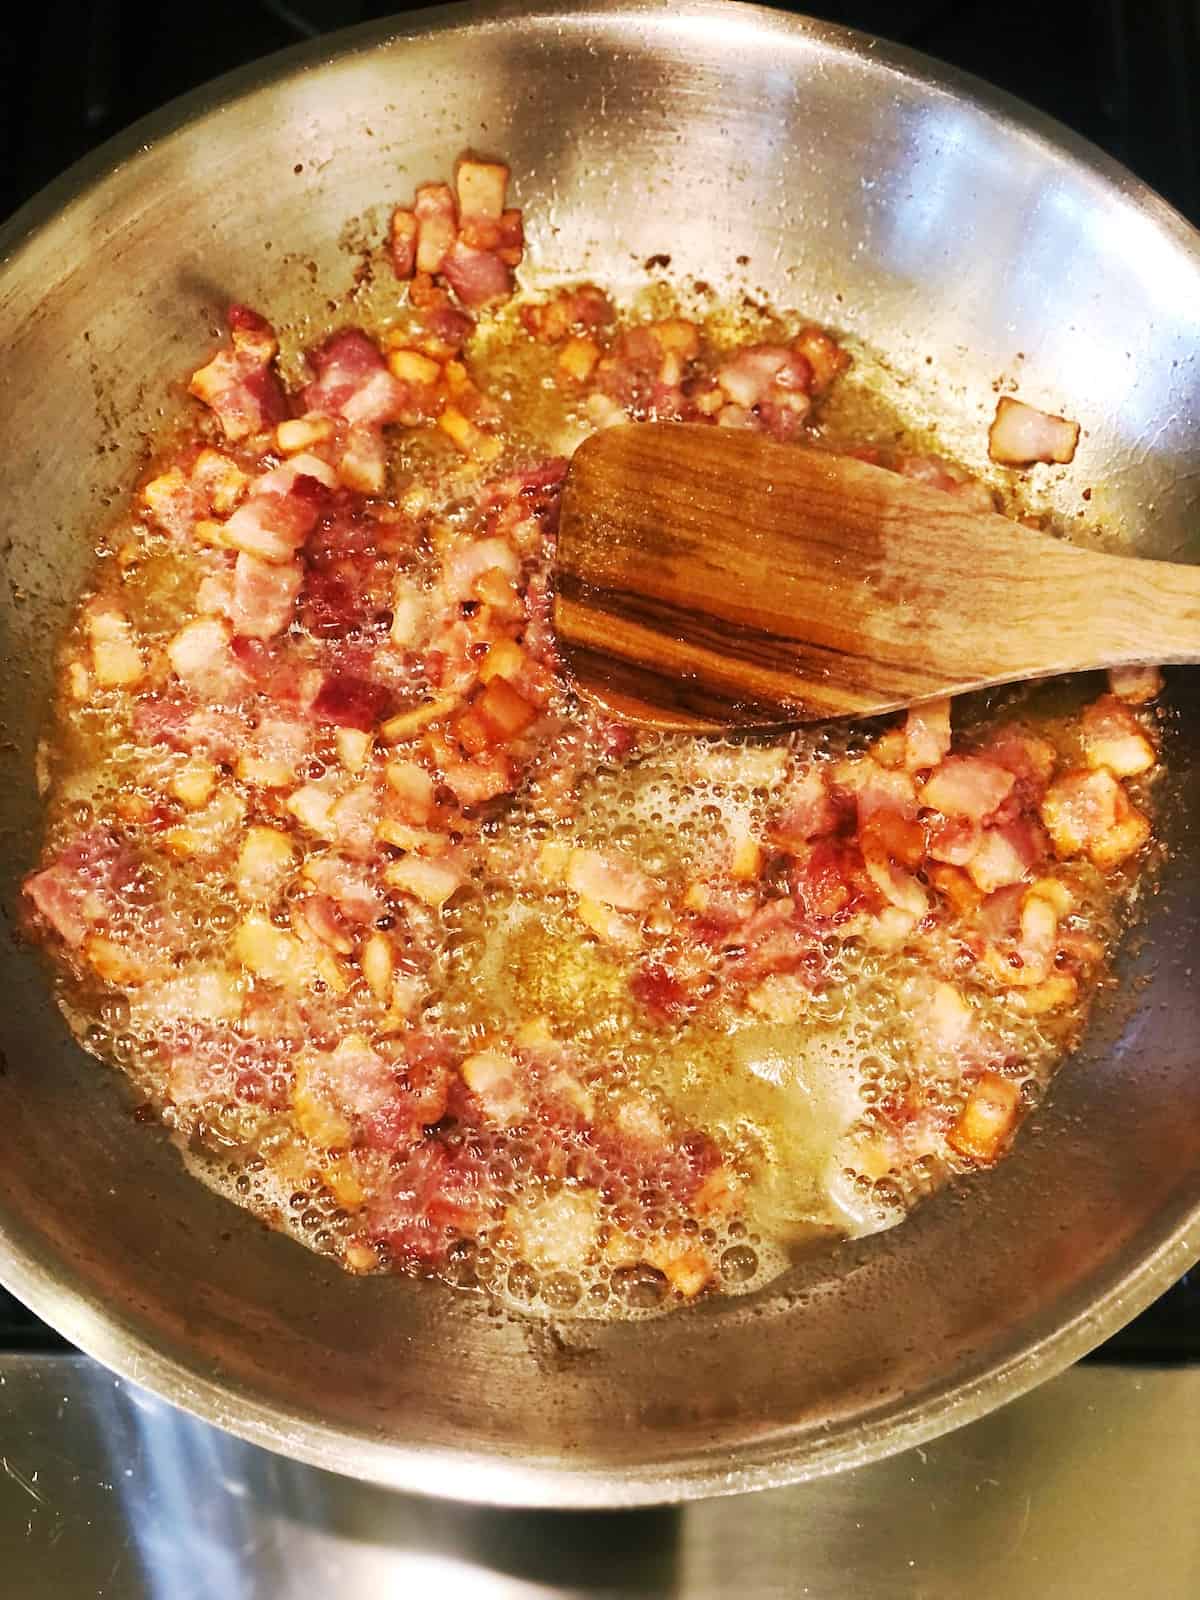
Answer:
[554, 422, 1200, 733]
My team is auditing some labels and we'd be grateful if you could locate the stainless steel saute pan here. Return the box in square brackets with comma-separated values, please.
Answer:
[1, 0, 1199, 1507]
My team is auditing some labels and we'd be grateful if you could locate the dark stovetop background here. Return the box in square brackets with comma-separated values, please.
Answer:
[1, 0, 1198, 1361]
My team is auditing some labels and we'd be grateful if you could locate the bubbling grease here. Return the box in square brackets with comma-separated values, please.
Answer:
[28, 278, 1159, 1320]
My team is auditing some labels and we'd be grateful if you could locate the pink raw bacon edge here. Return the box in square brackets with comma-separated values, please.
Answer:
[188, 305, 288, 443]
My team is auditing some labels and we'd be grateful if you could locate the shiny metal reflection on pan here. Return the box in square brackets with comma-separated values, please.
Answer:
[0, 0, 1198, 1507]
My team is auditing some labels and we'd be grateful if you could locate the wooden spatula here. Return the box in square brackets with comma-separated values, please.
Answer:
[554, 422, 1197, 733]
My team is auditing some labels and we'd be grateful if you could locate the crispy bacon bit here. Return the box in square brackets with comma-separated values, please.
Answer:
[188, 305, 287, 442]
[1041, 767, 1150, 869]
[1080, 695, 1156, 778]
[893, 453, 994, 513]
[948, 1072, 1022, 1163]
[988, 395, 1080, 467]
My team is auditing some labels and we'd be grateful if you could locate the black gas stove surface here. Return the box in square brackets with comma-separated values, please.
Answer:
[2, 0, 1199, 1365]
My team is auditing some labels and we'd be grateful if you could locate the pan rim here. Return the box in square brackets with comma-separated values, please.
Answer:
[2, 0, 1199, 1507]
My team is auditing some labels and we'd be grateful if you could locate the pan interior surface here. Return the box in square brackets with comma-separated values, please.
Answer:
[0, 0, 1199, 1505]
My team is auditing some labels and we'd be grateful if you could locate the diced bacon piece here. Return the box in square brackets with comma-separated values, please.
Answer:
[979, 726, 1057, 801]
[576, 895, 642, 950]
[730, 829, 763, 882]
[335, 728, 373, 774]
[1010, 973, 1079, 1015]
[166, 617, 250, 700]
[1080, 695, 1156, 777]
[83, 601, 144, 689]
[461, 1047, 526, 1125]
[389, 208, 418, 278]
[842, 759, 918, 820]
[948, 1073, 1022, 1163]
[566, 848, 654, 912]
[1016, 888, 1058, 982]
[893, 453, 994, 514]
[928, 861, 983, 916]
[770, 765, 841, 847]
[188, 305, 287, 442]
[1041, 767, 1150, 868]
[300, 329, 406, 428]
[1108, 664, 1163, 704]
[456, 158, 509, 220]
[379, 696, 459, 744]
[142, 457, 244, 544]
[359, 932, 394, 1001]
[162, 789, 246, 861]
[170, 759, 217, 809]
[25, 865, 91, 945]
[384, 758, 435, 823]
[141, 467, 200, 539]
[715, 344, 813, 440]
[988, 395, 1079, 466]
[297, 893, 355, 955]
[442, 535, 520, 602]
[792, 325, 849, 395]
[441, 240, 514, 309]
[926, 813, 982, 866]
[330, 785, 381, 858]
[302, 854, 382, 923]
[439, 405, 502, 460]
[226, 553, 302, 640]
[790, 839, 865, 922]
[223, 470, 328, 563]
[478, 637, 527, 687]
[964, 819, 1042, 893]
[337, 424, 388, 496]
[927, 980, 974, 1054]
[521, 284, 614, 343]
[286, 785, 337, 839]
[276, 415, 335, 455]
[414, 183, 459, 275]
[455, 679, 537, 752]
[384, 854, 464, 909]
[232, 913, 316, 991]
[863, 853, 928, 917]
[235, 826, 296, 902]
[903, 698, 951, 772]
[437, 748, 515, 807]
[310, 674, 392, 732]
[557, 337, 601, 384]
[407, 297, 475, 360]
[920, 756, 1015, 822]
